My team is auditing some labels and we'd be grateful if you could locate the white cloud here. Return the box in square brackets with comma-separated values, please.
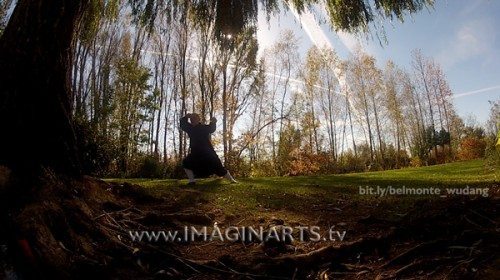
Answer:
[437, 18, 495, 68]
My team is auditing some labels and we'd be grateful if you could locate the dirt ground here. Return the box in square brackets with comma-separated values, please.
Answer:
[1, 174, 499, 279]
[156, 183, 500, 279]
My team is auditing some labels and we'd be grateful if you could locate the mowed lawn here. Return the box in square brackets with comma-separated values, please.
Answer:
[105, 159, 498, 223]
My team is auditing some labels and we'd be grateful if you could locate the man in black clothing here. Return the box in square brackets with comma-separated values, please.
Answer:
[180, 113, 237, 184]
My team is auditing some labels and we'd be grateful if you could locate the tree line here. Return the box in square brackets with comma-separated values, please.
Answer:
[68, 1, 495, 178]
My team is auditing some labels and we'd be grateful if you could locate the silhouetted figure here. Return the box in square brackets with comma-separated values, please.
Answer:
[180, 113, 237, 184]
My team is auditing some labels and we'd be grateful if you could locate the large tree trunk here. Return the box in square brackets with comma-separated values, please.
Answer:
[0, 0, 89, 177]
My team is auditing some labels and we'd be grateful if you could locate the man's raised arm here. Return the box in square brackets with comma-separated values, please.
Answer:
[180, 114, 192, 133]
[208, 117, 217, 133]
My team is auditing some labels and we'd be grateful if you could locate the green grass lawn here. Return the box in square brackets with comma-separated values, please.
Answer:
[105, 159, 498, 224]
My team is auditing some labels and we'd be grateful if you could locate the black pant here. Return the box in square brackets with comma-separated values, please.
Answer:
[182, 152, 227, 178]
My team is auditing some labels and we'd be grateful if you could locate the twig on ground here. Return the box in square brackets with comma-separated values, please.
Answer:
[445, 257, 477, 280]
[469, 209, 496, 225]
[144, 243, 288, 279]
[291, 267, 298, 280]
[381, 240, 448, 268]
[463, 215, 484, 229]
[104, 211, 123, 229]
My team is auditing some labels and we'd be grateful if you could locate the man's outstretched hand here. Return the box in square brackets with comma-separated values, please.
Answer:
[210, 117, 217, 123]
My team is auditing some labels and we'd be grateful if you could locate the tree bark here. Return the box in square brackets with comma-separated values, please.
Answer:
[346, 92, 357, 156]
[0, 0, 89, 177]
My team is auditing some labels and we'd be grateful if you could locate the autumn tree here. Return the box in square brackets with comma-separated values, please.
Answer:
[150, 12, 173, 159]
[346, 51, 382, 165]
[382, 61, 407, 167]
[262, 30, 299, 167]
[112, 34, 151, 174]
[486, 100, 500, 137]
[315, 48, 342, 161]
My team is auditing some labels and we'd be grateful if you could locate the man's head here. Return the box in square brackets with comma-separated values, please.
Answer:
[189, 113, 201, 126]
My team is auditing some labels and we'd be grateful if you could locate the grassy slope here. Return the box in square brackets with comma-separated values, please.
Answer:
[106, 159, 498, 220]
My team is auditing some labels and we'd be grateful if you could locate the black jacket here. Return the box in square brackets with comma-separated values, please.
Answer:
[180, 116, 217, 155]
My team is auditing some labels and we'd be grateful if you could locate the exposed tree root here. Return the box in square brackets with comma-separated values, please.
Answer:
[1, 169, 498, 279]
[237, 197, 500, 279]
[1, 171, 179, 279]
[252, 232, 394, 273]
[381, 239, 449, 268]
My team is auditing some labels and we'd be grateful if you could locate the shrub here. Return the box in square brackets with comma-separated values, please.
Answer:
[74, 119, 118, 176]
[457, 137, 487, 160]
[339, 149, 365, 173]
[250, 159, 277, 177]
[225, 151, 252, 177]
[134, 155, 164, 178]
[410, 156, 423, 167]
[287, 151, 326, 176]
[484, 136, 500, 171]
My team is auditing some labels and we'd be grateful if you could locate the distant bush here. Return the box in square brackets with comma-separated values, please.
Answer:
[317, 153, 340, 174]
[250, 159, 277, 177]
[225, 151, 251, 177]
[338, 149, 366, 173]
[368, 161, 384, 171]
[410, 156, 423, 167]
[457, 137, 486, 160]
[428, 144, 452, 164]
[484, 136, 499, 171]
[74, 119, 118, 176]
[288, 151, 326, 176]
[134, 155, 164, 178]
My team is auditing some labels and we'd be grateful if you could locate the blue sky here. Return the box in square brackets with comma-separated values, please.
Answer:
[256, 0, 500, 125]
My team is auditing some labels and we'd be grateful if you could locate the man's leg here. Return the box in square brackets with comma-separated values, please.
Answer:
[184, 168, 196, 184]
[224, 171, 237, 183]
